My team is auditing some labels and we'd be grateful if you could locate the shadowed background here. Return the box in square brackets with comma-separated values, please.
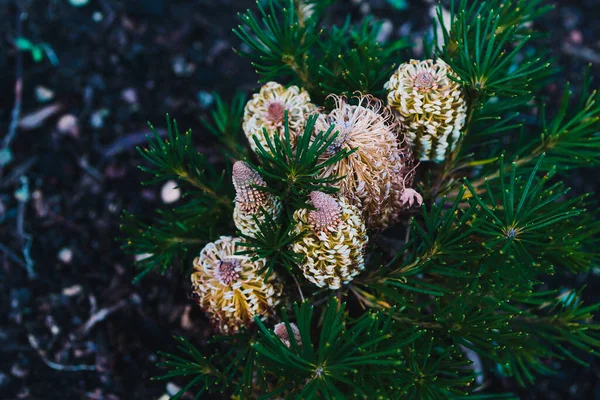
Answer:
[1, 0, 599, 398]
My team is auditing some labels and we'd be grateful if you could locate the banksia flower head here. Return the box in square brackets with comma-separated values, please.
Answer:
[314, 95, 416, 229]
[384, 59, 467, 162]
[191, 236, 283, 335]
[243, 82, 316, 154]
[232, 161, 282, 237]
[273, 322, 302, 348]
[291, 192, 368, 289]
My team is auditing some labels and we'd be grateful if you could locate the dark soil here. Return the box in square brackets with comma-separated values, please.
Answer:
[1, 0, 599, 399]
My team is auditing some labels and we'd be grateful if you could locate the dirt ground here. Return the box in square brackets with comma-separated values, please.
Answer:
[1, 0, 600, 399]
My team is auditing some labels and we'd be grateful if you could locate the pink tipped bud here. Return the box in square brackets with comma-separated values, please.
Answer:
[215, 259, 241, 286]
[266, 100, 286, 124]
[232, 161, 268, 212]
[308, 191, 342, 232]
[274, 322, 301, 348]
[413, 71, 437, 92]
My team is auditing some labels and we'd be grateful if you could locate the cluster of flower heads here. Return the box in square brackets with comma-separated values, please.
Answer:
[191, 59, 466, 335]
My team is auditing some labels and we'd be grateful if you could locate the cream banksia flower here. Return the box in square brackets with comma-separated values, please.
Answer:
[314, 95, 417, 229]
[191, 236, 283, 335]
[291, 192, 368, 289]
[385, 59, 467, 162]
[232, 161, 282, 237]
[243, 82, 316, 154]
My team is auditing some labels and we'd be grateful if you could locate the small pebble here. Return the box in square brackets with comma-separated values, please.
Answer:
[90, 109, 109, 129]
[121, 88, 138, 104]
[569, 30, 583, 44]
[58, 247, 73, 264]
[57, 114, 79, 137]
[62, 284, 83, 297]
[0, 148, 13, 167]
[14, 177, 29, 202]
[108, 202, 119, 214]
[35, 86, 54, 102]
[197, 90, 214, 110]
[166, 382, 181, 396]
[0, 372, 11, 388]
[69, 0, 89, 6]
[92, 11, 104, 22]
[172, 55, 195, 76]
[141, 189, 157, 202]
[161, 180, 181, 204]
[377, 20, 393, 43]
[180, 305, 194, 330]
[10, 360, 28, 379]
[135, 253, 153, 262]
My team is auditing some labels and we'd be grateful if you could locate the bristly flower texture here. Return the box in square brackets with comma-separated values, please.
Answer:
[243, 81, 316, 154]
[191, 236, 283, 335]
[292, 191, 367, 289]
[232, 161, 282, 237]
[314, 95, 418, 229]
[385, 59, 467, 162]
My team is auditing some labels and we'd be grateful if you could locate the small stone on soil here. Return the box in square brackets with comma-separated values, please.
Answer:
[161, 180, 181, 204]
[58, 247, 74, 264]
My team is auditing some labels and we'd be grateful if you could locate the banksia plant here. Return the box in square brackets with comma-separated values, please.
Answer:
[291, 191, 368, 289]
[385, 59, 467, 162]
[190, 236, 282, 335]
[121, 0, 600, 398]
[232, 161, 282, 237]
[242, 81, 316, 154]
[314, 95, 419, 229]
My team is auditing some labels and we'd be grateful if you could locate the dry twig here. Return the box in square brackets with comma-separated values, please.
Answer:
[28, 334, 96, 372]
[2, 7, 24, 153]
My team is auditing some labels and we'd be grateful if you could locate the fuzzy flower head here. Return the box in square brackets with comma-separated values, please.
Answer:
[385, 59, 467, 162]
[314, 95, 415, 229]
[232, 161, 282, 237]
[191, 236, 283, 335]
[243, 82, 316, 154]
[292, 192, 368, 289]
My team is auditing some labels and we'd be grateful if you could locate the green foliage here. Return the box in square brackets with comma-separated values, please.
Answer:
[236, 208, 304, 280]
[139, 116, 232, 205]
[234, 0, 409, 102]
[252, 299, 422, 398]
[435, 0, 553, 99]
[234, 0, 318, 88]
[153, 336, 223, 399]
[249, 113, 353, 208]
[121, 0, 600, 398]
[120, 198, 226, 282]
[318, 16, 409, 98]
[120, 116, 234, 280]
[520, 76, 600, 171]
[203, 91, 248, 160]
[394, 339, 475, 399]
[465, 155, 585, 274]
